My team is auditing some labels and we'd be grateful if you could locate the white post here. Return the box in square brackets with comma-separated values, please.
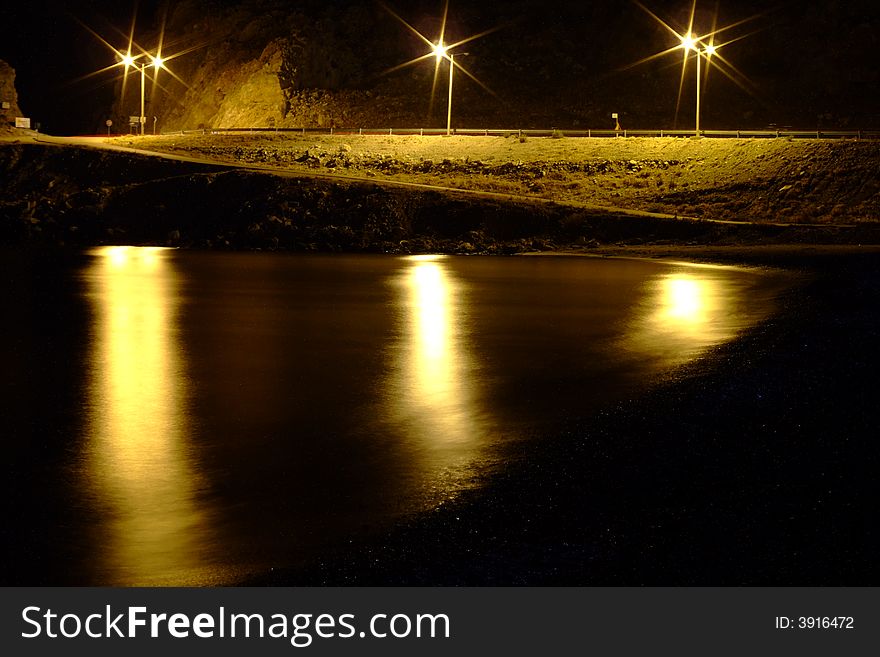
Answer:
[447, 54, 454, 136]
[695, 51, 701, 136]
[140, 64, 146, 136]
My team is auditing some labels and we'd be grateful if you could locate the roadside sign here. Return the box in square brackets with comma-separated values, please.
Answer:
[15, 117, 31, 128]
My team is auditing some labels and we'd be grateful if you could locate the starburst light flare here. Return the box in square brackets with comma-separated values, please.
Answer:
[381, 1, 499, 122]
[626, 0, 769, 129]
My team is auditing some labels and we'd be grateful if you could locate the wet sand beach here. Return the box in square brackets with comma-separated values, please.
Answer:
[254, 247, 880, 586]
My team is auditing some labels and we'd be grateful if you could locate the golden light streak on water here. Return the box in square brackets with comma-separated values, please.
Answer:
[403, 255, 475, 444]
[624, 267, 756, 366]
[82, 246, 216, 586]
[662, 276, 710, 326]
[386, 255, 492, 502]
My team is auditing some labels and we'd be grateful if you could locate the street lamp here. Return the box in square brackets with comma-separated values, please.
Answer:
[119, 52, 164, 136]
[432, 42, 467, 136]
[680, 33, 717, 136]
[381, 1, 498, 133]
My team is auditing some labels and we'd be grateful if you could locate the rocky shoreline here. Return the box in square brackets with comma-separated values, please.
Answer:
[250, 248, 880, 586]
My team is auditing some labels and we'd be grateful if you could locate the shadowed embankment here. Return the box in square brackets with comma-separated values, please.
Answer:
[2, 143, 879, 252]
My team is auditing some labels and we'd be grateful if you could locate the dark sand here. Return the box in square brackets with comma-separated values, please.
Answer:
[253, 246, 880, 586]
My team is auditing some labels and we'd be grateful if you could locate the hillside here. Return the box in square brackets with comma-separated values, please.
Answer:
[2, 134, 878, 252]
[131, 133, 880, 224]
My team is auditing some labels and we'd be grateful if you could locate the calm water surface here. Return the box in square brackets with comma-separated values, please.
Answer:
[1, 248, 791, 585]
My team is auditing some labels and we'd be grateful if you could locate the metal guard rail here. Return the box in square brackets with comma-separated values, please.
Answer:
[169, 127, 880, 140]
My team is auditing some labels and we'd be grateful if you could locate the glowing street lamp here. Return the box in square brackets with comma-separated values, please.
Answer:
[119, 51, 165, 135]
[432, 40, 449, 62]
[680, 32, 697, 52]
[627, 2, 762, 134]
[432, 42, 468, 136]
[382, 2, 497, 132]
[679, 34, 717, 136]
[75, 11, 194, 137]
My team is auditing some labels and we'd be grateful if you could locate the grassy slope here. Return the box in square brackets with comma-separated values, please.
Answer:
[130, 134, 880, 224]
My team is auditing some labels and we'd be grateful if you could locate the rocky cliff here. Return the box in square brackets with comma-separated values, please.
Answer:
[0, 59, 23, 132]
[106, 0, 880, 134]
[114, 0, 427, 132]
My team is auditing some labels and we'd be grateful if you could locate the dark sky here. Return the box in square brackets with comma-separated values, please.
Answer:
[1, 0, 878, 134]
[0, 0, 168, 133]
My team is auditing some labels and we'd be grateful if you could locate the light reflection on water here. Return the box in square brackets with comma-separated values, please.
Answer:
[42, 249, 790, 585]
[81, 246, 218, 585]
[385, 256, 494, 500]
[623, 265, 763, 367]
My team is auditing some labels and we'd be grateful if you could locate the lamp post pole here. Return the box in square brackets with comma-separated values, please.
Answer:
[695, 49, 701, 136]
[681, 35, 713, 137]
[121, 54, 161, 136]
[139, 63, 146, 136]
[447, 53, 455, 136]
[432, 41, 468, 137]
[445, 52, 468, 136]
